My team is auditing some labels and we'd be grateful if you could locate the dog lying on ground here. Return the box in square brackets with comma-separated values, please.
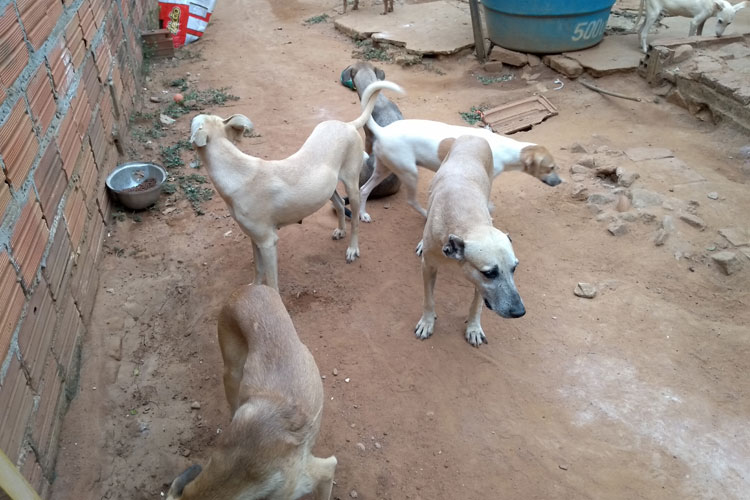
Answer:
[190, 80, 402, 290]
[166, 284, 337, 499]
[357, 115, 562, 222]
[416, 136, 526, 347]
[343, 0, 394, 15]
[340, 61, 403, 199]
[637, 0, 747, 53]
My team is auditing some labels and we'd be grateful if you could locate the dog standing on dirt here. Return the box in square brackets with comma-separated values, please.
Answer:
[357, 116, 562, 222]
[190, 80, 403, 290]
[636, 0, 748, 53]
[343, 0, 394, 15]
[166, 284, 337, 500]
[340, 61, 403, 199]
[416, 136, 526, 347]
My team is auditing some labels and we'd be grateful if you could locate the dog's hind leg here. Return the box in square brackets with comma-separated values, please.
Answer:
[330, 192, 347, 240]
[358, 157, 394, 222]
[402, 169, 427, 218]
[341, 164, 361, 262]
[465, 288, 488, 347]
[415, 257, 438, 340]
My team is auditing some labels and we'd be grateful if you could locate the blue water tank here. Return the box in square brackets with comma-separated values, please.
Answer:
[483, 0, 616, 53]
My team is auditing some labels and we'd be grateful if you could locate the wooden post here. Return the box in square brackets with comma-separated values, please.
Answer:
[469, 0, 486, 62]
[0, 449, 41, 500]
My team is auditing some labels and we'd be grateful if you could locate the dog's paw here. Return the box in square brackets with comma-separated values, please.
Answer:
[332, 228, 346, 240]
[465, 325, 488, 347]
[360, 212, 372, 223]
[415, 239, 424, 257]
[415, 313, 436, 340]
[346, 246, 360, 263]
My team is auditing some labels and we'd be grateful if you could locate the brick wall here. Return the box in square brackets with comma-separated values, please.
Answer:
[0, 0, 148, 496]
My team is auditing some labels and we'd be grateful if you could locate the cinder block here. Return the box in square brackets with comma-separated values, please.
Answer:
[65, 16, 86, 69]
[57, 114, 82, 181]
[0, 5, 29, 90]
[0, 98, 40, 189]
[11, 195, 50, 288]
[26, 64, 56, 136]
[0, 251, 26, 364]
[18, 277, 56, 390]
[0, 356, 34, 463]
[78, 2, 97, 47]
[34, 141, 66, 223]
[52, 294, 82, 378]
[47, 37, 75, 97]
[42, 225, 74, 301]
[31, 350, 64, 464]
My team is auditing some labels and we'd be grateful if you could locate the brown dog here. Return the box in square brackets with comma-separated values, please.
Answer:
[166, 285, 337, 499]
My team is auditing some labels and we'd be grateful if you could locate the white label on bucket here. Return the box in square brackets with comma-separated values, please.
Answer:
[571, 19, 606, 42]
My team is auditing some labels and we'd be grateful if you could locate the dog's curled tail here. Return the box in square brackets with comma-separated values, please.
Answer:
[348, 80, 404, 130]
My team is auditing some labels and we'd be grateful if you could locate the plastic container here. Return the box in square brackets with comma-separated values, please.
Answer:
[482, 0, 616, 53]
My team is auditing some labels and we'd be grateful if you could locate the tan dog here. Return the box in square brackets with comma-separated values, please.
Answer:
[344, 0, 394, 14]
[358, 117, 562, 222]
[166, 284, 337, 499]
[190, 80, 403, 290]
[416, 137, 526, 347]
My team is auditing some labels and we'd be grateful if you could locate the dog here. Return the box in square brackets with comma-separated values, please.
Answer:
[190, 80, 403, 290]
[343, 0, 394, 15]
[166, 284, 337, 499]
[357, 117, 562, 222]
[340, 61, 403, 200]
[637, 0, 748, 53]
[415, 136, 525, 347]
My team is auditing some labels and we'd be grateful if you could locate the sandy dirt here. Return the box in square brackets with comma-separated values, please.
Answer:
[51, 1, 750, 499]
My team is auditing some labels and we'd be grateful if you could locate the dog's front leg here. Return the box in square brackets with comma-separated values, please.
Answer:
[251, 240, 264, 285]
[309, 456, 337, 500]
[415, 258, 438, 340]
[257, 240, 280, 291]
[465, 288, 488, 347]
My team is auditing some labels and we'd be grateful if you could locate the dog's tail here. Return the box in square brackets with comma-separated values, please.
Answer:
[348, 80, 404, 130]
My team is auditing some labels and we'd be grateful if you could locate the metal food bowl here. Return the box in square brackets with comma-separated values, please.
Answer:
[106, 162, 167, 210]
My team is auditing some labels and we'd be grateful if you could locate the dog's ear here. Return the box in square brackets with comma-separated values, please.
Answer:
[442, 234, 465, 261]
[437, 138, 455, 162]
[190, 127, 208, 147]
[735, 1, 747, 12]
[713, 0, 724, 13]
[374, 66, 386, 80]
[224, 114, 254, 133]
[167, 464, 202, 499]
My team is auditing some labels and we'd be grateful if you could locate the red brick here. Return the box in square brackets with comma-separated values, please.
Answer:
[99, 86, 114, 137]
[26, 65, 56, 137]
[82, 55, 101, 108]
[0, 5, 29, 90]
[88, 112, 107, 168]
[78, 1, 97, 47]
[92, 0, 106, 29]
[64, 184, 87, 250]
[69, 87, 92, 140]
[65, 16, 86, 69]
[18, 278, 56, 389]
[0, 99, 40, 189]
[57, 116, 81, 181]
[46, 37, 75, 98]
[34, 141, 66, 222]
[31, 351, 64, 463]
[11, 196, 50, 288]
[0, 171, 11, 221]
[20, 449, 46, 494]
[17, 0, 62, 51]
[42, 226, 73, 301]
[0, 357, 34, 463]
[75, 143, 98, 211]
[52, 294, 82, 377]
[94, 41, 112, 84]
[0, 251, 25, 358]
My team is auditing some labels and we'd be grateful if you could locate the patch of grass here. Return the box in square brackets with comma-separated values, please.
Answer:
[160, 140, 193, 168]
[169, 77, 189, 91]
[304, 13, 329, 24]
[476, 74, 514, 85]
[162, 182, 177, 194]
[130, 110, 157, 123]
[353, 39, 392, 62]
[178, 174, 213, 215]
[459, 105, 488, 126]
[146, 122, 166, 139]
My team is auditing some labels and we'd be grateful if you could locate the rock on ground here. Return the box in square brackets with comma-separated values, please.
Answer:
[711, 251, 742, 275]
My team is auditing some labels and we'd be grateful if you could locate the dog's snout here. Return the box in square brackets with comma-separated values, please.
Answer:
[509, 303, 526, 318]
[484, 298, 493, 311]
[542, 172, 562, 186]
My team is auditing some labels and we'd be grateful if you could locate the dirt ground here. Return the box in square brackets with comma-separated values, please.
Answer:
[51, 1, 750, 499]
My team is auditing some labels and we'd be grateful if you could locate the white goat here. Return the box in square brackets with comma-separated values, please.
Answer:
[637, 0, 748, 52]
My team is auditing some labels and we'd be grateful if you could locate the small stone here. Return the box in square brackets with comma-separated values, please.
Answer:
[587, 193, 616, 205]
[631, 188, 663, 208]
[578, 155, 596, 168]
[706, 192, 719, 200]
[571, 174, 586, 183]
[559, 464, 569, 471]
[615, 195, 631, 212]
[375, 442, 382, 449]
[616, 167, 640, 187]
[191, 401, 201, 409]
[350, 490, 359, 499]
[483, 61, 504, 73]
[571, 184, 588, 201]
[595, 212, 613, 222]
[160, 114, 176, 125]
[672, 44, 693, 64]
[595, 165, 617, 178]
[574, 282, 597, 298]
[345, 378, 350, 383]
[543, 54, 583, 78]
[144, 140, 154, 150]
[679, 213, 706, 231]
[618, 212, 637, 222]
[356, 442, 366, 451]
[182, 449, 191, 457]
[608, 220, 628, 236]
[149, 95, 162, 103]
[527, 54, 542, 67]
[491, 46, 528, 67]
[662, 215, 675, 232]
[654, 229, 669, 246]
[711, 251, 742, 275]
[569, 142, 588, 154]
[333, 368, 338, 376]
[640, 211, 657, 224]
[570, 164, 589, 175]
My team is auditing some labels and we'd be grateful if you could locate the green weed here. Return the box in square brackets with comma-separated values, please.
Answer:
[476, 74, 514, 85]
[459, 105, 488, 126]
[304, 14, 329, 24]
[178, 174, 214, 215]
[160, 140, 193, 168]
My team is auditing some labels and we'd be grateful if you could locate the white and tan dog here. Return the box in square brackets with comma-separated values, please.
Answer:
[416, 136, 526, 347]
[358, 116, 562, 222]
[166, 284, 337, 500]
[190, 80, 403, 290]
